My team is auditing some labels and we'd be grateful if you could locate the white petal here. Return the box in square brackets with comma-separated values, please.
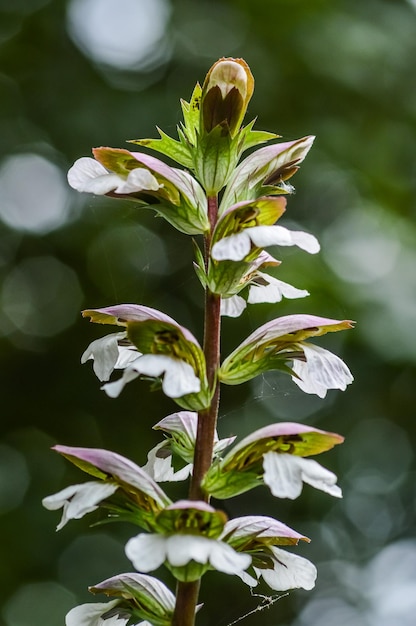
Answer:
[165, 535, 210, 566]
[142, 442, 192, 482]
[114, 346, 142, 369]
[42, 481, 118, 530]
[255, 546, 317, 591]
[156, 357, 201, 397]
[248, 273, 309, 304]
[236, 570, 259, 587]
[296, 456, 342, 498]
[213, 434, 236, 454]
[154, 411, 197, 441]
[125, 534, 167, 572]
[292, 343, 354, 398]
[220, 295, 246, 317]
[211, 231, 252, 261]
[102, 368, 140, 398]
[248, 225, 320, 254]
[114, 168, 161, 194]
[263, 452, 304, 500]
[81, 332, 128, 382]
[67, 157, 123, 194]
[66, 600, 123, 626]
[208, 540, 251, 575]
[165, 535, 251, 575]
[263, 453, 342, 499]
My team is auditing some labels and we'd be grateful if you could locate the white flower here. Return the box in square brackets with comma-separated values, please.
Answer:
[292, 342, 354, 398]
[142, 441, 193, 482]
[220, 294, 246, 318]
[152, 410, 236, 465]
[65, 601, 151, 626]
[211, 224, 319, 262]
[42, 481, 118, 531]
[102, 354, 201, 399]
[125, 533, 251, 576]
[253, 546, 317, 591]
[66, 600, 126, 626]
[263, 452, 342, 500]
[247, 272, 309, 304]
[81, 332, 139, 382]
[68, 157, 162, 195]
[220, 273, 309, 318]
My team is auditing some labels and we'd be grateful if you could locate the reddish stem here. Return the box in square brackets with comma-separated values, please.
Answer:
[171, 195, 221, 626]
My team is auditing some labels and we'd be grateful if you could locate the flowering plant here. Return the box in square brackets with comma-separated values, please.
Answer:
[44, 58, 353, 626]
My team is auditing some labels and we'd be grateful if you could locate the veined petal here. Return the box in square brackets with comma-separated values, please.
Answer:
[90, 572, 175, 625]
[102, 355, 201, 399]
[134, 355, 200, 397]
[125, 534, 166, 572]
[220, 295, 246, 317]
[248, 225, 320, 254]
[113, 168, 161, 194]
[142, 442, 192, 482]
[292, 343, 354, 398]
[244, 314, 353, 347]
[220, 135, 315, 209]
[211, 225, 319, 262]
[165, 535, 251, 574]
[248, 273, 309, 304]
[263, 452, 342, 499]
[67, 157, 123, 195]
[206, 539, 252, 575]
[255, 546, 317, 591]
[212, 231, 252, 261]
[153, 411, 235, 462]
[52, 445, 171, 508]
[221, 515, 308, 546]
[102, 368, 140, 398]
[81, 332, 135, 382]
[126, 533, 251, 577]
[66, 600, 123, 626]
[42, 481, 118, 530]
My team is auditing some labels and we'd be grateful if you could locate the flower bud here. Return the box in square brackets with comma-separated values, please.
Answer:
[201, 57, 254, 137]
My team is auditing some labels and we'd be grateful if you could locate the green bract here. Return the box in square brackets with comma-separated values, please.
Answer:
[219, 314, 353, 386]
[202, 422, 344, 499]
[49, 445, 171, 530]
[89, 573, 176, 626]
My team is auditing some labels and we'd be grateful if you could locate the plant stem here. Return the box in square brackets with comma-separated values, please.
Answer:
[171, 195, 221, 626]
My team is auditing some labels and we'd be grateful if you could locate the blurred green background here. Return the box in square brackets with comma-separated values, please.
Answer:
[1, 0, 416, 624]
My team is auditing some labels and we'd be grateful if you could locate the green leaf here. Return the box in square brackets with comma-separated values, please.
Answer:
[238, 119, 280, 153]
[180, 82, 202, 145]
[193, 124, 238, 194]
[219, 314, 353, 385]
[128, 127, 193, 169]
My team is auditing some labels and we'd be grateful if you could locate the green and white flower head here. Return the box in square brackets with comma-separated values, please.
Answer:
[203, 422, 344, 499]
[142, 411, 235, 482]
[66, 572, 176, 626]
[68, 148, 209, 235]
[221, 515, 316, 591]
[125, 501, 251, 582]
[43, 445, 171, 531]
[81, 304, 211, 411]
[219, 313, 354, 395]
